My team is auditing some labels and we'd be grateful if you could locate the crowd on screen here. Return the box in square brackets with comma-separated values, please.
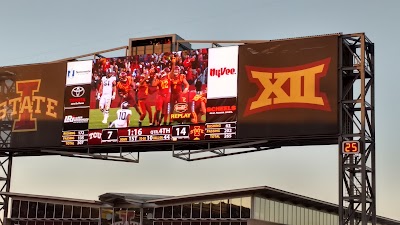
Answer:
[91, 49, 208, 89]
[90, 50, 209, 127]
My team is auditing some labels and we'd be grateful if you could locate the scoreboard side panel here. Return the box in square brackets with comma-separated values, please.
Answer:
[237, 35, 340, 141]
[0, 62, 68, 149]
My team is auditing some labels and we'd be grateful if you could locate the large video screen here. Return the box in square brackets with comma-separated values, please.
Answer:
[61, 47, 238, 146]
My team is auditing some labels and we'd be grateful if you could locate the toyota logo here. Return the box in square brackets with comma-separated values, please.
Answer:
[71, 86, 85, 98]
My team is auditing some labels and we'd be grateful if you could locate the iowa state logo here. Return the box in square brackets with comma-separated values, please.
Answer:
[243, 58, 332, 117]
[0, 79, 59, 132]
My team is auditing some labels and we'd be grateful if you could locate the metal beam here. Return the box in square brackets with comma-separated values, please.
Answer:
[172, 140, 282, 161]
[50, 46, 128, 63]
[173, 140, 269, 156]
[175, 146, 280, 161]
[176, 33, 343, 45]
[49, 33, 344, 64]
[40, 149, 139, 163]
[177, 40, 268, 44]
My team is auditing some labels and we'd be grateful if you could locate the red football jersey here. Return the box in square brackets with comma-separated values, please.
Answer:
[116, 76, 133, 94]
[192, 93, 207, 112]
[102, 61, 110, 72]
[137, 82, 149, 99]
[158, 77, 171, 96]
[171, 74, 185, 94]
[148, 83, 158, 95]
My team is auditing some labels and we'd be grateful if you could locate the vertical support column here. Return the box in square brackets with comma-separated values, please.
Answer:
[0, 154, 13, 225]
[339, 33, 375, 225]
[338, 35, 345, 225]
[369, 39, 376, 225]
[139, 208, 144, 225]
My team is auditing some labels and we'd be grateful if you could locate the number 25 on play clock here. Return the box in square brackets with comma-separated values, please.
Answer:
[342, 140, 360, 154]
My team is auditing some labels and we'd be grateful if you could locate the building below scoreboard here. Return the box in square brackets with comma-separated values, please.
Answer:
[3, 185, 399, 225]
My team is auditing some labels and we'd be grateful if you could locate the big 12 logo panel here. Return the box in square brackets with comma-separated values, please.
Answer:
[237, 35, 339, 140]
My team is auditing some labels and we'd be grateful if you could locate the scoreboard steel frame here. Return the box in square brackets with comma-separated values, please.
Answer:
[0, 33, 376, 225]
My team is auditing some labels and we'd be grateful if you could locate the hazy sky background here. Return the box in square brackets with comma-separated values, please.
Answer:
[1, 0, 400, 221]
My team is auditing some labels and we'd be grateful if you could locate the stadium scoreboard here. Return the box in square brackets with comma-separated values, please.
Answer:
[1, 34, 340, 150]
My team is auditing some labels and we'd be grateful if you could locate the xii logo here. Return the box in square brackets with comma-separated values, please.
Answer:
[0, 79, 59, 132]
[243, 58, 332, 117]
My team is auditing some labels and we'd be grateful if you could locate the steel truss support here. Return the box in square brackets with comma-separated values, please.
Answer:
[172, 140, 280, 161]
[41, 148, 139, 163]
[0, 154, 12, 225]
[0, 72, 15, 149]
[0, 72, 15, 225]
[339, 33, 375, 225]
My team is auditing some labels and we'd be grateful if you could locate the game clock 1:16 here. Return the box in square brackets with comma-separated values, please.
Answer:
[117, 127, 171, 143]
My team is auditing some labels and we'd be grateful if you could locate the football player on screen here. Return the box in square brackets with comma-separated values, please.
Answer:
[147, 68, 159, 125]
[137, 72, 153, 127]
[109, 101, 132, 128]
[191, 80, 207, 124]
[152, 69, 171, 126]
[116, 71, 142, 117]
[98, 70, 116, 124]
[169, 56, 190, 124]
[170, 56, 190, 103]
